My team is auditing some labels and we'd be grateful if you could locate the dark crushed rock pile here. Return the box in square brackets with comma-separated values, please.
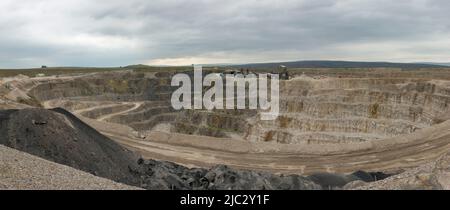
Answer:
[0, 108, 388, 190]
[0, 108, 140, 185]
[131, 159, 391, 190]
[307, 171, 392, 189]
[130, 159, 321, 190]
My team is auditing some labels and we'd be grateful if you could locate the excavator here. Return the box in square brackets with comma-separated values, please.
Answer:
[277, 65, 289, 80]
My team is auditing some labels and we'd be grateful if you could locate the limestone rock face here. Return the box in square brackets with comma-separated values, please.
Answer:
[246, 78, 450, 144]
[26, 72, 450, 146]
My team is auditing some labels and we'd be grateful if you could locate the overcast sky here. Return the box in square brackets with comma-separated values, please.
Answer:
[0, 0, 449, 68]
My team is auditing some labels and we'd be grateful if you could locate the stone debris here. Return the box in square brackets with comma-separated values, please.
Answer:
[345, 152, 450, 190]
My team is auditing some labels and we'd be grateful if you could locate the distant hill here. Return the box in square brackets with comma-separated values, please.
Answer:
[124, 64, 155, 68]
[231, 60, 447, 69]
[417, 62, 450, 67]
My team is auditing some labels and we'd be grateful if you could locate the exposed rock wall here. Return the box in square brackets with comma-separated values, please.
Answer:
[27, 72, 450, 144]
[246, 78, 450, 144]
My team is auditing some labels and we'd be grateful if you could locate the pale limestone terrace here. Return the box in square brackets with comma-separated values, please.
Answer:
[247, 77, 450, 144]
[26, 71, 450, 145]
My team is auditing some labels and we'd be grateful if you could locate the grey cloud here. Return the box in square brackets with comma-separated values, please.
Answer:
[0, 0, 449, 68]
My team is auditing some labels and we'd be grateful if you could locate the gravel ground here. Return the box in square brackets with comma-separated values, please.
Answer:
[0, 145, 140, 190]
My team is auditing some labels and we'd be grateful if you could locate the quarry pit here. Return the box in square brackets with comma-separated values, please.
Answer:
[1, 68, 447, 177]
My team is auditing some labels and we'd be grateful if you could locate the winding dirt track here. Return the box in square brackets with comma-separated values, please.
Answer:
[108, 130, 450, 175]
[97, 102, 144, 121]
